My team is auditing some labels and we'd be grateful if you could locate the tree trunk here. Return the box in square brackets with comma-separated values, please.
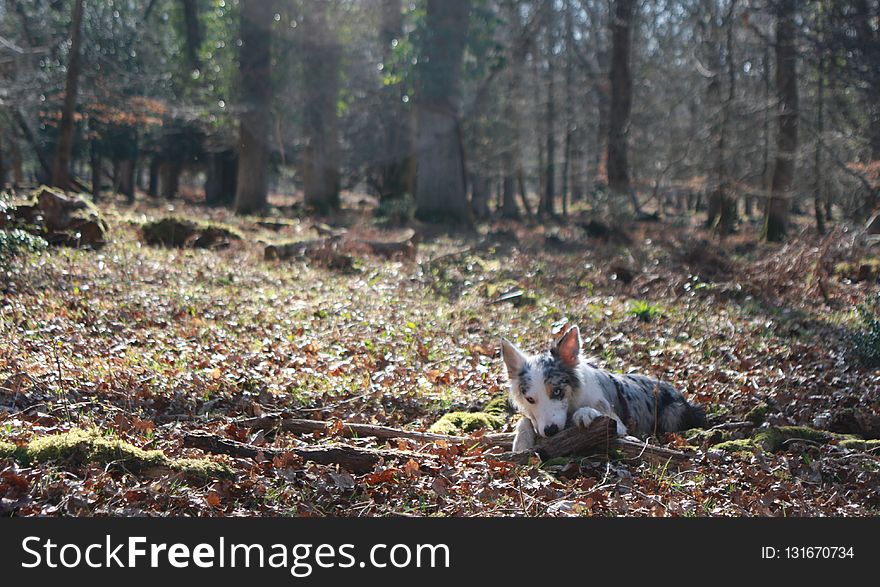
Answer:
[850, 0, 880, 160]
[234, 0, 273, 215]
[541, 3, 558, 218]
[755, 44, 772, 217]
[500, 42, 521, 220]
[181, 0, 203, 73]
[119, 158, 136, 203]
[763, 0, 798, 243]
[147, 156, 160, 197]
[705, 0, 737, 236]
[562, 0, 583, 207]
[10, 138, 24, 187]
[376, 0, 414, 201]
[90, 141, 101, 200]
[302, 2, 341, 214]
[814, 33, 826, 235]
[51, 0, 85, 191]
[205, 150, 238, 207]
[607, 0, 634, 202]
[414, 0, 473, 227]
[471, 173, 490, 220]
[542, 53, 557, 217]
[159, 161, 182, 199]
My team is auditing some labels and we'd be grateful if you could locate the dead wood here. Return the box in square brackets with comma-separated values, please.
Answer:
[360, 228, 418, 259]
[234, 415, 690, 467]
[236, 414, 513, 448]
[182, 430, 434, 473]
[503, 417, 691, 467]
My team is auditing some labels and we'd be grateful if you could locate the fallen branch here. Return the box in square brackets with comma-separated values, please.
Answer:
[360, 228, 418, 259]
[499, 417, 690, 467]
[236, 414, 513, 449]
[183, 431, 433, 474]
[235, 415, 690, 467]
[264, 236, 343, 261]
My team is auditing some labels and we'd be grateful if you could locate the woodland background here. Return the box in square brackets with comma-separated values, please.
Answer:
[1, 0, 880, 516]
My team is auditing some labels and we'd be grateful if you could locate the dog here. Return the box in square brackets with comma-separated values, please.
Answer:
[501, 325, 706, 451]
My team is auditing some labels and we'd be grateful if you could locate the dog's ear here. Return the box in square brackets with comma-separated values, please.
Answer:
[555, 325, 581, 368]
[501, 338, 527, 377]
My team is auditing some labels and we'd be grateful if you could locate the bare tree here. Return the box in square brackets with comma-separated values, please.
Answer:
[763, 0, 798, 242]
[414, 0, 473, 227]
[703, 0, 738, 235]
[181, 0, 203, 73]
[302, 1, 341, 213]
[51, 0, 85, 191]
[374, 0, 414, 202]
[607, 0, 635, 209]
[234, 0, 273, 215]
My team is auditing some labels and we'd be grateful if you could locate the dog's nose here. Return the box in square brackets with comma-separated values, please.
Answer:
[544, 424, 559, 437]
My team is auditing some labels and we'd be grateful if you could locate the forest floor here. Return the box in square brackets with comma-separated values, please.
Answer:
[2, 189, 880, 516]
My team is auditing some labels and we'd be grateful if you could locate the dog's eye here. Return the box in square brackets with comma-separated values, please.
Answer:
[552, 388, 564, 399]
[525, 397, 536, 404]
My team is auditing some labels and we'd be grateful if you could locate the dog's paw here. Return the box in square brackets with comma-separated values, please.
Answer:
[512, 417, 537, 451]
[572, 407, 603, 429]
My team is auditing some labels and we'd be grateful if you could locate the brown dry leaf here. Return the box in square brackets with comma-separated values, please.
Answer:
[205, 491, 222, 508]
[404, 458, 420, 478]
[329, 419, 345, 436]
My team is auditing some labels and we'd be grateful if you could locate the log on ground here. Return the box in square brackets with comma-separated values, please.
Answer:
[183, 431, 435, 474]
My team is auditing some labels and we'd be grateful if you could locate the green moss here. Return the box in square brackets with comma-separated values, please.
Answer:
[429, 411, 505, 435]
[713, 438, 758, 453]
[835, 257, 880, 282]
[11, 429, 232, 480]
[142, 217, 243, 248]
[607, 448, 627, 460]
[483, 394, 509, 417]
[838, 438, 880, 451]
[757, 426, 836, 452]
[0, 440, 18, 459]
[714, 425, 861, 454]
[23, 428, 169, 469]
[172, 458, 235, 480]
[541, 457, 573, 467]
[684, 428, 729, 446]
[745, 404, 770, 426]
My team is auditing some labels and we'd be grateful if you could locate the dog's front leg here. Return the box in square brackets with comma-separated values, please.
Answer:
[512, 417, 537, 451]
[573, 400, 628, 437]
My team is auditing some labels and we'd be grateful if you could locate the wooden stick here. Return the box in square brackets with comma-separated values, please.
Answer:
[503, 418, 690, 467]
[235, 415, 690, 467]
[236, 414, 514, 448]
[183, 431, 434, 474]
[503, 417, 615, 464]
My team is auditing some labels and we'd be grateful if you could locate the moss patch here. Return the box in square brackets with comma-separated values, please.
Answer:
[172, 458, 236, 480]
[684, 427, 729, 446]
[483, 394, 510, 417]
[713, 425, 877, 454]
[11, 429, 232, 480]
[142, 217, 243, 248]
[757, 426, 835, 451]
[838, 438, 880, 451]
[0, 440, 18, 459]
[834, 257, 880, 282]
[713, 438, 758, 453]
[429, 411, 505, 435]
[745, 404, 770, 426]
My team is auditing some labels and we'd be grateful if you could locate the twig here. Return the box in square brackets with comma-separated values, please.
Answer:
[183, 431, 436, 474]
[235, 414, 512, 448]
